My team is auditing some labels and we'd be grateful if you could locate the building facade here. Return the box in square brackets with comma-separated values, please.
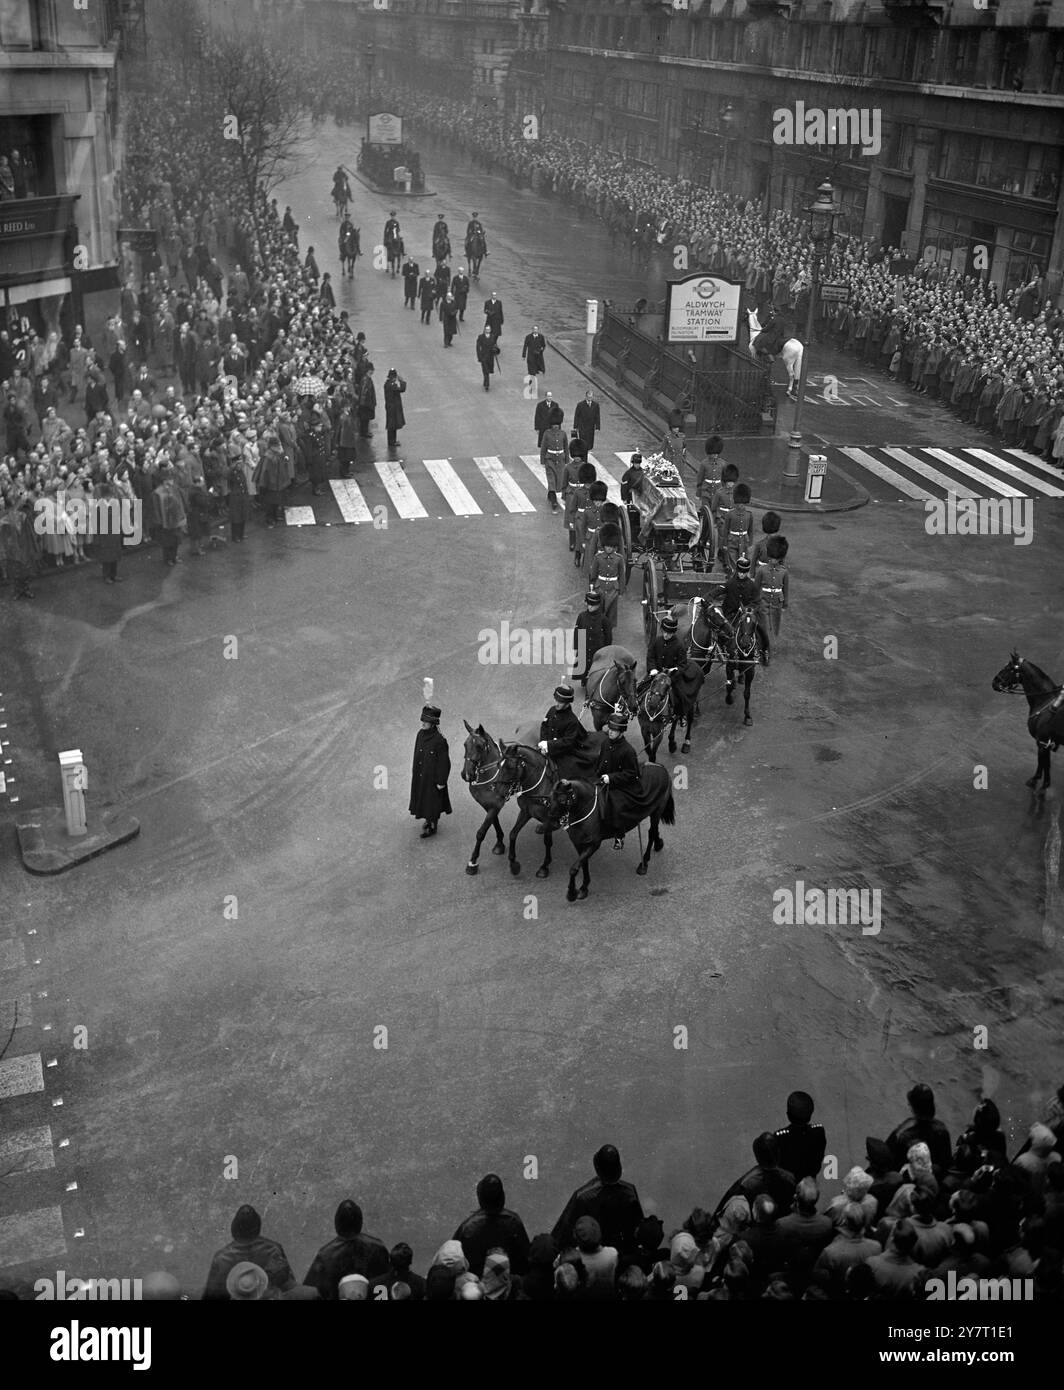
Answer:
[544, 0, 1064, 298]
[0, 0, 133, 333]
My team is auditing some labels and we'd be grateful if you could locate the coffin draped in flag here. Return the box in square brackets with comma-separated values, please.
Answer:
[632, 453, 699, 536]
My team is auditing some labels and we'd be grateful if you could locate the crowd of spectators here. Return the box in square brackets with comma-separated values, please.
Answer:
[381, 78, 1064, 462]
[3, 1081, 1059, 1301]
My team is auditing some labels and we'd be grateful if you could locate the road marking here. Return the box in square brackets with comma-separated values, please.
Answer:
[284, 506, 317, 527]
[880, 448, 979, 499]
[1005, 448, 1064, 485]
[0, 1207, 67, 1267]
[924, 447, 1024, 498]
[329, 478, 373, 523]
[587, 453, 622, 504]
[375, 460, 427, 518]
[422, 459, 482, 515]
[0, 1125, 56, 1175]
[519, 453, 548, 491]
[474, 456, 536, 513]
[838, 447, 934, 500]
[963, 449, 1064, 498]
[0, 1052, 45, 1101]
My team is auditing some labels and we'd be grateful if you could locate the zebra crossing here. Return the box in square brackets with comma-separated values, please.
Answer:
[281, 450, 630, 528]
[837, 444, 1064, 502]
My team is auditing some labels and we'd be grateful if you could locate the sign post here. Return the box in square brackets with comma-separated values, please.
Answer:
[805, 453, 827, 503]
[586, 299, 599, 335]
[818, 282, 850, 304]
[58, 749, 88, 838]
[664, 274, 741, 343]
[367, 112, 403, 145]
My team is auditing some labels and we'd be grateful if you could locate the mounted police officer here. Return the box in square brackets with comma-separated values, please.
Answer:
[465, 212, 486, 252]
[572, 590, 612, 691]
[384, 210, 401, 247]
[643, 612, 686, 688]
[595, 707, 641, 850]
[538, 683, 587, 761]
[722, 554, 770, 664]
[432, 213, 450, 263]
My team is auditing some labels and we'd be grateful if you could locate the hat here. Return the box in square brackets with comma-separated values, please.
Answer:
[585, 590, 602, 607]
[607, 710, 628, 732]
[736, 555, 751, 573]
[421, 704, 441, 724]
[226, 1261, 269, 1300]
[337, 1274, 370, 1301]
[660, 614, 678, 633]
[553, 684, 575, 703]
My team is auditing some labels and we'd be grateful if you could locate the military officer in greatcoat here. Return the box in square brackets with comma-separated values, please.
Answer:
[538, 684, 587, 760]
[410, 705, 452, 838]
[572, 591, 612, 690]
[595, 708, 641, 850]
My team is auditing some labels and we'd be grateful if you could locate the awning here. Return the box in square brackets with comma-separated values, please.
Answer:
[3, 276, 73, 305]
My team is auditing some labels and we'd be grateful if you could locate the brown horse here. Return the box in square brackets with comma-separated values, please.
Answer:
[583, 645, 638, 730]
[991, 653, 1064, 793]
[547, 767, 676, 901]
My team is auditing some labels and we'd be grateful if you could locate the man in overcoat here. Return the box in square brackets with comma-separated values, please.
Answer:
[410, 705, 451, 838]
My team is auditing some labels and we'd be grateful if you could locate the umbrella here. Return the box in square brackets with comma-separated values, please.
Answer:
[293, 374, 326, 397]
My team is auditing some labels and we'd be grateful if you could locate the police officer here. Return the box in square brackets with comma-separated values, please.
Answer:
[643, 612, 686, 690]
[466, 211, 486, 250]
[722, 554, 769, 664]
[409, 704, 452, 838]
[538, 684, 587, 760]
[572, 590, 612, 690]
[595, 708, 641, 850]
[384, 210, 401, 246]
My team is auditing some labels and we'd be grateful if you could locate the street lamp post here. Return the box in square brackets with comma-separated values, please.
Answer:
[785, 180, 838, 484]
[720, 104, 734, 193]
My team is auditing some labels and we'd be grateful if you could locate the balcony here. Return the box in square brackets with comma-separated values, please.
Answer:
[0, 195, 82, 290]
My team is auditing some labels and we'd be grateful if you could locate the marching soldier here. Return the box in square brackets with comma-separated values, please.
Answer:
[410, 704, 452, 839]
[620, 451, 645, 546]
[451, 266, 470, 322]
[538, 684, 587, 760]
[755, 535, 789, 642]
[595, 707, 641, 851]
[572, 590, 612, 690]
[722, 555, 769, 665]
[540, 409, 569, 512]
[589, 523, 626, 629]
[709, 462, 740, 574]
[564, 458, 596, 558]
[723, 481, 755, 575]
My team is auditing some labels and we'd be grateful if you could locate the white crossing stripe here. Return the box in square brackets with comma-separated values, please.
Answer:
[1005, 448, 1064, 485]
[375, 459, 427, 518]
[0, 1125, 56, 1175]
[519, 453, 548, 491]
[0, 1207, 67, 1267]
[329, 478, 373, 523]
[923, 447, 1024, 498]
[284, 505, 317, 527]
[964, 449, 1064, 497]
[422, 459, 482, 515]
[474, 456, 536, 513]
[587, 453, 622, 504]
[0, 1052, 45, 1101]
[880, 448, 979, 499]
[838, 447, 933, 500]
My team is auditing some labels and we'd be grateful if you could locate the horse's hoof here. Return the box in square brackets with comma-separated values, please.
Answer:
[491, 843, 506, 855]
[636, 863, 648, 876]
[744, 715, 753, 726]
[668, 742, 676, 755]
[1026, 776, 1039, 788]
[567, 888, 577, 903]
[465, 864, 479, 876]
[654, 839, 664, 852]
[576, 886, 589, 900]
[681, 742, 690, 754]
[509, 861, 521, 876]
[725, 694, 734, 706]
[535, 866, 550, 879]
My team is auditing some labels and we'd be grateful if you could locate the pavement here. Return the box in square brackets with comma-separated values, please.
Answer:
[1, 116, 1062, 1297]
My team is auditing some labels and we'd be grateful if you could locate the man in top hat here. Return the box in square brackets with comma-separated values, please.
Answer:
[722, 554, 769, 664]
[572, 590, 612, 690]
[595, 708, 641, 850]
[538, 684, 587, 760]
[410, 705, 452, 838]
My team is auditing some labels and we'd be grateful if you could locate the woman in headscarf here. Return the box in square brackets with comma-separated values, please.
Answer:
[480, 1249, 516, 1301]
[703, 1195, 750, 1281]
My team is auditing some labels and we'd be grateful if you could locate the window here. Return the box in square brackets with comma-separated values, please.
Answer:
[799, 25, 816, 72]
[886, 124, 915, 173]
[948, 31, 980, 87]
[0, 0, 33, 48]
[862, 29, 880, 78]
[830, 26, 845, 75]
[0, 114, 56, 198]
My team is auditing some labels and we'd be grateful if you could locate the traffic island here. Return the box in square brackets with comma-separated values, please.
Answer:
[349, 168, 435, 199]
[721, 436, 869, 513]
[16, 805, 140, 875]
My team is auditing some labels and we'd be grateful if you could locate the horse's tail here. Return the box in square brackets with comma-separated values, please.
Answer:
[659, 789, 676, 826]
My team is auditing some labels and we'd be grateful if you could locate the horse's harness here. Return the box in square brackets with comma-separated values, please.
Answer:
[688, 598, 730, 666]
[585, 663, 632, 717]
[640, 676, 673, 724]
[556, 782, 602, 831]
[727, 605, 761, 667]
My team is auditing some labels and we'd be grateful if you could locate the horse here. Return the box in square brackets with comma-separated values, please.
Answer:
[338, 224, 361, 278]
[547, 767, 676, 901]
[460, 723, 516, 874]
[432, 228, 451, 265]
[583, 645, 639, 731]
[746, 306, 804, 400]
[991, 652, 1064, 793]
[724, 603, 762, 726]
[384, 228, 403, 277]
[465, 229, 486, 279]
[682, 595, 734, 681]
[634, 662, 706, 760]
[331, 178, 350, 219]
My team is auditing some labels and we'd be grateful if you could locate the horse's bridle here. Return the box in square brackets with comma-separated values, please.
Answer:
[554, 781, 601, 830]
[587, 664, 633, 718]
[727, 606, 760, 667]
[641, 677, 672, 723]
[688, 598, 730, 664]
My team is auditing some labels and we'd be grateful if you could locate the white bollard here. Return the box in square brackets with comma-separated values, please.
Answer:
[586, 298, 599, 335]
[805, 454, 827, 503]
[58, 749, 88, 837]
